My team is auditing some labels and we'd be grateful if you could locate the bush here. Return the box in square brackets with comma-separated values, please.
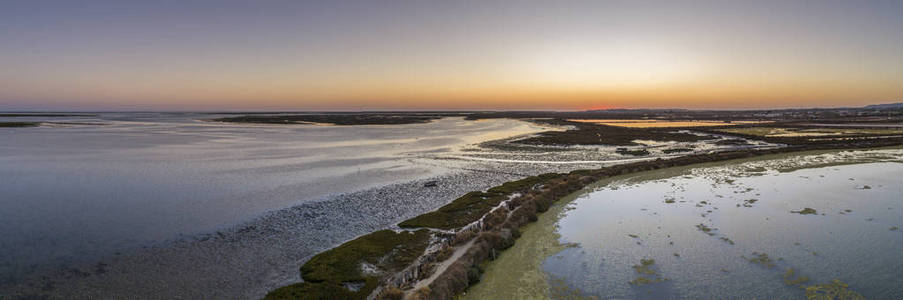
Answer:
[435, 245, 455, 262]
[410, 287, 431, 300]
[377, 287, 405, 300]
[467, 266, 482, 284]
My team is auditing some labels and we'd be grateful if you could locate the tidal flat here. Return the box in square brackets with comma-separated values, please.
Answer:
[0, 113, 560, 298]
[4, 113, 737, 299]
[466, 148, 903, 299]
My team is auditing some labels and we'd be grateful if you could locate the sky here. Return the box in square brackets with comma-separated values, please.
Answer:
[1, 0, 902, 111]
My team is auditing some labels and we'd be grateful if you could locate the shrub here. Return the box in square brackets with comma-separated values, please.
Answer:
[377, 287, 405, 300]
[467, 266, 482, 284]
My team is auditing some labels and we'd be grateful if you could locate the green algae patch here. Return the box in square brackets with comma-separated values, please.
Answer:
[399, 173, 563, 229]
[792, 208, 818, 215]
[741, 199, 758, 207]
[628, 258, 668, 286]
[695, 223, 716, 236]
[266, 229, 430, 300]
[743, 252, 776, 268]
[804, 279, 865, 300]
[632, 259, 656, 275]
[549, 276, 597, 300]
[782, 268, 810, 287]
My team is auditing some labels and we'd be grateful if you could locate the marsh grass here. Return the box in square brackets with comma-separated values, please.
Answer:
[265, 229, 430, 300]
[0, 122, 39, 127]
[398, 173, 563, 229]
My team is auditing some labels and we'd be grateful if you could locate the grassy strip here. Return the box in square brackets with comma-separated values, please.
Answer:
[398, 173, 562, 229]
[265, 229, 430, 300]
[0, 122, 39, 127]
[516, 119, 710, 146]
[701, 124, 903, 146]
[662, 148, 694, 154]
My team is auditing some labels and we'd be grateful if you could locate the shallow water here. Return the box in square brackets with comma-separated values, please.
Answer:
[468, 148, 903, 299]
[0, 113, 544, 283]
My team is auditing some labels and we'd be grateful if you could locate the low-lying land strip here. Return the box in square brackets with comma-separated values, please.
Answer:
[512, 119, 711, 146]
[264, 131, 903, 300]
[212, 114, 447, 125]
[0, 113, 94, 117]
[567, 119, 768, 128]
[702, 123, 903, 145]
[0, 122, 39, 127]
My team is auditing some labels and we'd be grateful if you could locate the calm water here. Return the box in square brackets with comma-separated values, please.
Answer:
[546, 151, 903, 299]
[0, 113, 543, 282]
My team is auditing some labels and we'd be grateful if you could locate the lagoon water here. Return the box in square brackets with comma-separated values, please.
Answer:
[468, 149, 903, 299]
[0, 113, 544, 284]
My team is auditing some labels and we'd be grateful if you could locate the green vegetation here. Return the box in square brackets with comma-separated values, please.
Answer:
[616, 148, 651, 156]
[265, 229, 430, 300]
[804, 279, 864, 300]
[516, 119, 710, 146]
[379, 287, 404, 300]
[695, 223, 716, 236]
[663, 148, 694, 154]
[0, 122, 39, 127]
[629, 258, 668, 286]
[435, 245, 454, 262]
[720, 237, 735, 245]
[792, 208, 818, 215]
[782, 268, 810, 287]
[743, 252, 776, 268]
[741, 199, 758, 207]
[399, 173, 563, 229]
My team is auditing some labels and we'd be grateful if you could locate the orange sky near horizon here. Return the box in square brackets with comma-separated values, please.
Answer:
[1, 1, 902, 111]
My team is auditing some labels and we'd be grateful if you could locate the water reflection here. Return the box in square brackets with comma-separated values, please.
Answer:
[547, 151, 903, 299]
[0, 113, 543, 282]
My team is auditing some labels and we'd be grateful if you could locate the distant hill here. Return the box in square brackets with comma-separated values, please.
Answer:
[865, 102, 903, 109]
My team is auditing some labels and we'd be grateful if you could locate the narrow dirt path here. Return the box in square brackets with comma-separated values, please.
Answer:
[407, 239, 476, 295]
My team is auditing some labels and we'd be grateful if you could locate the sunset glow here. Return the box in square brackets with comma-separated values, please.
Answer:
[2, 1, 902, 111]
